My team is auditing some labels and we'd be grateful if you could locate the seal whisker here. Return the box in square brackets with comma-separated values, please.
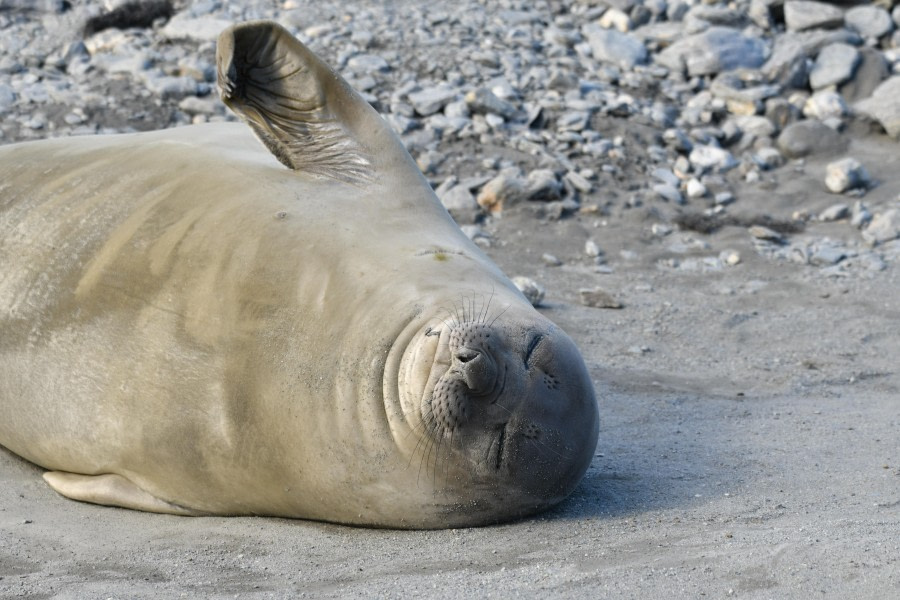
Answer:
[525, 436, 575, 461]
[488, 303, 511, 327]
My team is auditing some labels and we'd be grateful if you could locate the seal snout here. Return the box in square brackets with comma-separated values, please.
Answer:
[449, 325, 501, 398]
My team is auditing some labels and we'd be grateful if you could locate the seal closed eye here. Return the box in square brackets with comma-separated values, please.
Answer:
[0, 20, 599, 529]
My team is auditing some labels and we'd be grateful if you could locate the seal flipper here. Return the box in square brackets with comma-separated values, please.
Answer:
[43, 471, 203, 516]
[217, 20, 390, 185]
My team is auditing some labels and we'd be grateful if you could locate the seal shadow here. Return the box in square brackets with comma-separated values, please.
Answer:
[537, 367, 755, 522]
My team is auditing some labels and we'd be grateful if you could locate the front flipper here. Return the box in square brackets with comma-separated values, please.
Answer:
[43, 471, 204, 516]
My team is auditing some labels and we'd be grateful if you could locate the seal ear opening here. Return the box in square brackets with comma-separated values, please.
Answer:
[217, 20, 382, 185]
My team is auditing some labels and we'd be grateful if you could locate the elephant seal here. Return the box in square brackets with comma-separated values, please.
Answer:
[0, 21, 599, 528]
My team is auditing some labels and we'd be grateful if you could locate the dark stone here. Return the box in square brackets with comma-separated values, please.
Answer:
[776, 120, 848, 159]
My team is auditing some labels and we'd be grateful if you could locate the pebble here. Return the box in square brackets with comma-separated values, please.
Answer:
[862, 209, 900, 245]
[526, 169, 563, 201]
[512, 276, 546, 307]
[579, 288, 623, 309]
[686, 178, 707, 199]
[476, 171, 524, 215]
[465, 88, 516, 119]
[783, 1, 844, 33]
[689, 144, 738, 173]
[653, 183, 683, 204]
[584, 239, 603, 258]
[541, 253, 562, 267]
[824, 158, 870, 194]
[583, 24, 648, 69]
[408, 86, 458, 116]
[749, 225, 784, 243]
[819, 203, 849, 222]
[438, 185, 479, 223]
[851, 201, 872, 229]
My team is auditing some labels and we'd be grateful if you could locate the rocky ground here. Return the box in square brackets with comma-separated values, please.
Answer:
[1, 0, 899, 598]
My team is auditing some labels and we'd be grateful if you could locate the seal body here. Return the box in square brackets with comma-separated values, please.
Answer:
[0, 22, 598, 528]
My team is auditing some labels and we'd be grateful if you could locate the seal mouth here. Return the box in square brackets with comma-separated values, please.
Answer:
[487, 423, 509, 471]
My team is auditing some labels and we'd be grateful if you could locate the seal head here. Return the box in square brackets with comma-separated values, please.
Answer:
[396, 300, 599, 521]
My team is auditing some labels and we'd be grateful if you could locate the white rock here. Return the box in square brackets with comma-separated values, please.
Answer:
[689, 144, 738, 173]
[824, 158, 870, 194]
[161, 15, 232, 43]
[803, 90, 848, 120]
[686, 178, 707, 198]
[512, 276, 546, 307]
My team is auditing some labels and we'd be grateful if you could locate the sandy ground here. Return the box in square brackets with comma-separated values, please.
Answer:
[1, 124, 898, 598]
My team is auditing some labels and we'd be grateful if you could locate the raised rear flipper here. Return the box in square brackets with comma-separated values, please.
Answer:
[43, 471, 204, 516]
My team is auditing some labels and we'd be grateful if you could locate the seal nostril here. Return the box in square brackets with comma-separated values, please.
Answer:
[455, 349, 479, 363]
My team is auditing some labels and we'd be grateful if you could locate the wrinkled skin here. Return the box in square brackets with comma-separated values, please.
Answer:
[0, 21, 599, 528]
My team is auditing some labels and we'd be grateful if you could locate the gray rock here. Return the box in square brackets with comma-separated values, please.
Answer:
[809, 243, 847, 266]
[749, 225, 784, 242]
[783, 1, 844, 32]
[438, 185, 479, 223]
[819, 203, 850, 221]
[346, 54, 390, 73]
[653, 183, 684, 204]
[583, 24, 648, 69]
[754, 147, 785, 170]
[557, 111, 590, 132]
[777, 120, 847, 158]
[655, 27, 769, 77]
[862, 209, 900, 245]
[541, 253, 563, 267]
[809, 43, 860, 90]
[476, 171, 525, 215]
[142, 75, 203, 100]
[855, 76, 900, 139]
[0, 83, 15, 112]
[844, 6, 894, 40]
[465, 88, 516, 119]
[564, 171, 593, 194]
[851, 201, 872, 228]
[408, 86, 457, 116]
[579, 288, 623, 309]
[526, 169, 563, 201]
[763, 30, 861, 88]
[651, 167, 680, 187]
[839, 48, 889, 104]
[825, 158, 870, 193]
[715, 191, 735, 206]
